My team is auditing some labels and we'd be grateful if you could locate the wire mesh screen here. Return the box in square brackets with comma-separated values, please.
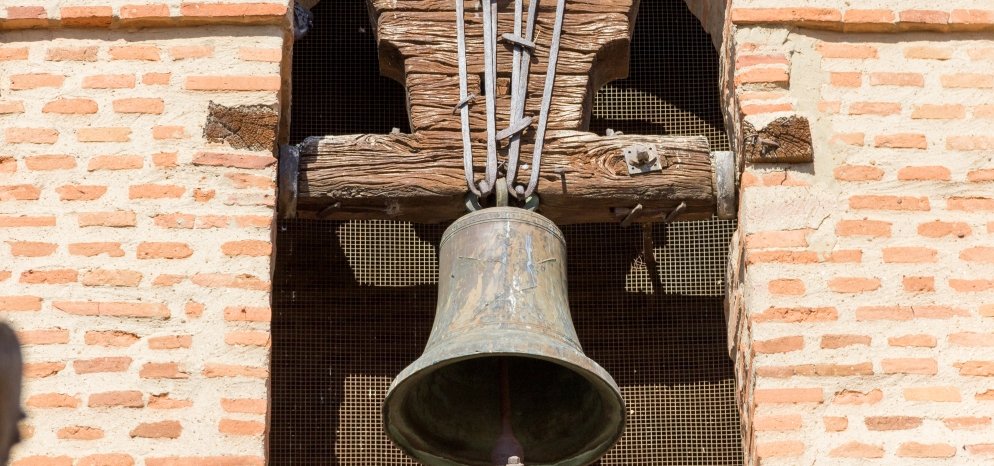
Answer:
[590, 0, 729, 151]
[288, 0, 410, 143]
[271, 219, 742, 465]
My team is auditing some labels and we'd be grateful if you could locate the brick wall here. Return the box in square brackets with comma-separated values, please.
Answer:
[723, 2, 994, 464]
[0, 3, 286, 465]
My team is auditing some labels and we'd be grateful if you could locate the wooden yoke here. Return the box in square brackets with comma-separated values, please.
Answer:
[287, 0, 735, 224]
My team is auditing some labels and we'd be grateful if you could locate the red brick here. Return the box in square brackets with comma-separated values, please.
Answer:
[223, 306, 271, 322]
[865, 416, 922, 431]
[219, 419, 265, 436]
[85, 330, 139, 347]
[137, 242, 193, 259]
[899, 10, 949, 26]
[152, 152, 179, 168]
[0, 157, 16, 173]
[889, 334, 936, 347]
[829, 72, 861, 87]
[143, 73, 172, 85]
[235, 215, 271, 228]
[849, 101, 901, 115]
[87, 155, 143, 171]
[203, 363, 268, 378]
[746, 250, 819, 264]
[54, 301, 169, 318]
[88, 391, 144, 408]
[153, 126, 185, 139]
[918, 221, 971, 238]
[944, 417, 991, 430]
[17, 329, 70, 345]
[78, 211, 136, 228]
[768, 279, 805, 296]
[0, 295, 42, 311]
[850, 195, 929, 211]
[130, 420, 181, 439]
[754, 336, 804, 354]
[80, 269, 143, 287]
[912, 104, 965, 119]
[170, 45, 213, 60]
[948, 135, 994, 151]
[113, 98, 164, 114]
[942, 73, 994, 88]
[148, 394, 193, 410]
[949, 332, 994, 347]
[950, 279, 994, 292]
[45, 46, 98, 61]
[833, 389, 883, 405]
[967, 444, 994, 457]
[226, 173, 274, 189]
[756, 441, 804, 458]
[11, 456, 72, 466]
[225, 331, 270, 347]
[968, 169, 994, 182]
[874, 133, 927, 149]
[140, 362, 189, 379]
[145, 457, 264, 466]
[42, 98, 97, 114]
[25, 155, 75, 171]
[755, 388, 823, 404]
[57, 425, 104, 440]
[829, 442, 884, 458]
[962, 247, 994, 263]
[0, 47, 29, 61]
[120, 4, 170, 20]
[948, 197, 994, 211]
[78, 454, 134, 466]
[970, 47, 994, 61]
[68, 242, 124, 257]
[74, 357, 132, 374]
[193, 188, 216, 202]
[238, 47, 281, 62]
[0, 101, 25, 114]
[754, 307, 837, 323]
[8, 241, 56, 257]
[883, 247, 937, 263]
[20, 269, 76, 284]
[185, 302, 204, 317]
[902, 276, 935, 292]
[221, 240, 271, 256]
[754, 415, 802, 432]
[184, 75, 282, 91]
[193, 152, 276, 169]
[5, 6, 46, 21]
[828, 277, 880, 293]
[823, 416, 848, 431]
[6, 127, 59, 144]
[109, 45, 160, 61]
[56, 184, 106, 201]
[856, 306, 913, 321]
[220, 398, 267, 414]
[26, 393, 80, 409]
[0, 184, 40, 201]
[192, 273, 269, 291]
[821, 334, 870, 349]
[956, 361, 994, 376]
[148, 335, 192, 349]
[60, 6, 113, 27]
[745, 229, 812, 249]
[10, 73, 64, 89]
[77, 127, 131, 142]
[897, 442, 956, 458]
[734, 67, 789, 86]
[129, 184, 185, 199]
[82, 74, 135, 89]
[24, 362, 66, 378]
[898, 166, 950, 180]
[836, 219, 890, 237]
[816, 42, 877, 59]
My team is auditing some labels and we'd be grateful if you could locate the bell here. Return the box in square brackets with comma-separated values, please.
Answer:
[383, 208, 626, 466]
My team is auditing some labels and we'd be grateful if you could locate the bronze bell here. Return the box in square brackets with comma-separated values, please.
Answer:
[383, 208, 626, 466]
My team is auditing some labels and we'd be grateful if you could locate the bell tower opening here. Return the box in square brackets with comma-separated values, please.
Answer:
[272, 0, 743, 464]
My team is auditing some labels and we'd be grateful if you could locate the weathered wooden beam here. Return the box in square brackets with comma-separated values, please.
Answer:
[288, 131, 728, 224]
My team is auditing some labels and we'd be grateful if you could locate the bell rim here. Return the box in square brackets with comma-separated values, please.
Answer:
[383, 336, 627, 466]
[441, 207, 565, 247]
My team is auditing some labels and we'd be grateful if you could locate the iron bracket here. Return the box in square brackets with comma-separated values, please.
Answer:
[624, 144, 667, 176]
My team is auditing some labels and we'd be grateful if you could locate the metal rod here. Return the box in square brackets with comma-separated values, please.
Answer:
[481, 0, 499, 196]
[456, 0, 481, 196]
[505, 0, 539, 198]
[519, 0, 565, 198]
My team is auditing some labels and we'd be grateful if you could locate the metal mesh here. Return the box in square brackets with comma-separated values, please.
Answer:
[590, 0, 729, 151]
[275, 0, 742, 463]
[271, 220, 742, 465]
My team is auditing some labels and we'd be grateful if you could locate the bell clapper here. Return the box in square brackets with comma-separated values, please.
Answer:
[491, 358, 524, 466]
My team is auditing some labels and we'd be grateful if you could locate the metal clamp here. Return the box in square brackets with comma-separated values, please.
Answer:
[501, 33, 536, 50]
[624, 144, 665, 175]
[496, 116, 533, 141]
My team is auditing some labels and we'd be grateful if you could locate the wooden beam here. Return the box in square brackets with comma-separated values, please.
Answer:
[291, 131, 721, 224]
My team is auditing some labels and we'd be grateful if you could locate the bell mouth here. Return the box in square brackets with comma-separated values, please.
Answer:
[383, 334, 626, 466]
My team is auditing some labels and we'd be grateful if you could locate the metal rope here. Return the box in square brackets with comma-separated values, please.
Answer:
[455, 0, 480, 196]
